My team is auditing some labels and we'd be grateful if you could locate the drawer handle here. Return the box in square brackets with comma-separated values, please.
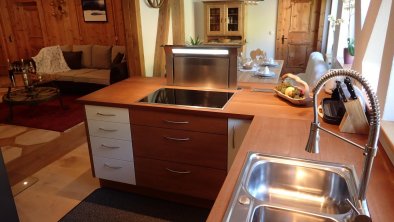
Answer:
[164, 136, 190, 141]
[99, 127, 118, 132]
[96, 112, 116, 117]
[166, 168, 191, 174]
[101, 144, 120, 149]
[104, 163, 122, 169]
[164, 120, 189, 124]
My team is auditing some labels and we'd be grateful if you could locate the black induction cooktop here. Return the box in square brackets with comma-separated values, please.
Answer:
[138, 88, 234, 109]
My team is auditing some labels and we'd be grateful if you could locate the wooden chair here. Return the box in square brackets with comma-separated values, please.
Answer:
[250, 48, 266, 60]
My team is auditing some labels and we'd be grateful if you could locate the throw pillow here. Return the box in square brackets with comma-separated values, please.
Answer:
[62, 51, 82, 69]
[92, 45, 112, 69]
[111, 45, 125, 62]
[73, 45, 92, 68]
[112, 52, 124, 65]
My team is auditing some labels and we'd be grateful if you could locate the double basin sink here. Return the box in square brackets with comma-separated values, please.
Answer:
[223, 153, 368, 222]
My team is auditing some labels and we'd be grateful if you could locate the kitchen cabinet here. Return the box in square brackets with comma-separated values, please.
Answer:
[227, 118, 251, 171]
[204, 1, 245, 44]
[85, 105, 135, 185]
[130, 108, 228, 200]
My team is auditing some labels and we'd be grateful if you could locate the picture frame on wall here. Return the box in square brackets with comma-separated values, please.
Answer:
[82, 0, 108, 22]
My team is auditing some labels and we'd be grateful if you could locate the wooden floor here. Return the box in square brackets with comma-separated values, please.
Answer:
[1, 75, 100, 221]
[14, 142, 99, 222]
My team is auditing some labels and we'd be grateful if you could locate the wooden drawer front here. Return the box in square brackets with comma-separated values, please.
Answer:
[90, 136, 133, 162]
[130, 109, 227, 134]
[88, 120, 131, 141]
[132, 125, 227, 170]
[93, 156, 135, 185]
[135, 157, 226, 200]
[85, 105, 129, 123]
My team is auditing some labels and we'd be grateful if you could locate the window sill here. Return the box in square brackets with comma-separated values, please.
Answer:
[380, 121, 394, 166]
[335, 57, 353, 70]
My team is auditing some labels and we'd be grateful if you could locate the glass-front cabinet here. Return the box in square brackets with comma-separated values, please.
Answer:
[204, 2, 244, 44]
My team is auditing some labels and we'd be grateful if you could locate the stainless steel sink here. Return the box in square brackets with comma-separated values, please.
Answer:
[251, 205, 337, 222]
[247, 161, 351, 214]
[223, 153, 367, 222]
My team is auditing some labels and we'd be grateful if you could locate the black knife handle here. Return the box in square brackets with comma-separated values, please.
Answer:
[336, 81, 347, 103]
[344, 77, 357, 100]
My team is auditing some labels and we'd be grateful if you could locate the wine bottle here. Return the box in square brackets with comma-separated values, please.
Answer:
[7, 59, 16, 87]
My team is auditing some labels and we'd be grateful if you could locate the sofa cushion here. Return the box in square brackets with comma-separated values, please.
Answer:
[92, 45, 112, 69]
[60, 45, 72, 51]
[55, 69, 97, 81]
[62, 51, 82, 69]
[73, 45, 92, 68]
[73, 69, 110, 85]
[111, 45, 125, 62]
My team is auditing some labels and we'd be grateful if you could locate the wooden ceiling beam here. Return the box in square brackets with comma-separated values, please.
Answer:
[153, 0, 170, 77]
[171, 0, 185, 45]
[122, 0, 145, 76]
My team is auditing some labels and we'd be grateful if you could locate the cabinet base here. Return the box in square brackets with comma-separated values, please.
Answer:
[99, 179, 215, 208]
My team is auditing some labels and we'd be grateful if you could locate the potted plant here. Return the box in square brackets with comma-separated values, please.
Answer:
[344, 38, 354, 64]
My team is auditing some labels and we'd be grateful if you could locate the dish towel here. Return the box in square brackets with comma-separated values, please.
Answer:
[32, 45, 70, 74]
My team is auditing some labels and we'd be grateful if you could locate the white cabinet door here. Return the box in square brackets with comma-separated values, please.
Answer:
[93, 156, 136, 185]
[228, 118, 251, 171]
[90, 136, 133, 162]
[85, 105, 130, 123]
[87, 120, 132, 141]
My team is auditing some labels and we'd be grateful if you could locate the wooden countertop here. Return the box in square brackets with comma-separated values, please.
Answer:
[78, 77, 394, 222]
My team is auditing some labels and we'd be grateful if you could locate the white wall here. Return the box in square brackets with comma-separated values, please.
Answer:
[244, 1, 278, 59]
[184, 0, 278, 58]
[184, 0, 204, 43]
[140, 0, 159, 77]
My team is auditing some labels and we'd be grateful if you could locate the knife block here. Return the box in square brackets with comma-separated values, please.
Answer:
[339, 98, 369, 134]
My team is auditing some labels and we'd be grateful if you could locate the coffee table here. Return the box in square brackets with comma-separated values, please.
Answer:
[2, 86, 64, 121]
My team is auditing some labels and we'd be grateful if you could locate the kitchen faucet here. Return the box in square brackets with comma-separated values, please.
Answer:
[305, 69, 380, 216]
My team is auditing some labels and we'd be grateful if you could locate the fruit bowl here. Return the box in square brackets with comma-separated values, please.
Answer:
[274, 73, 312, 105]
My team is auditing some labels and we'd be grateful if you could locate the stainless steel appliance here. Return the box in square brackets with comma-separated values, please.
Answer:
[164, 45, 239, 89]
[138, 88, 234, 109]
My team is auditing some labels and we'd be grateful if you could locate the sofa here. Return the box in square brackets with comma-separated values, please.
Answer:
[50, 44, 128, 93]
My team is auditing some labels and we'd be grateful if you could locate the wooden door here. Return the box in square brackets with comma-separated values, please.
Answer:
[225, 3, 243, 36]
[13, 1, 45, 58]
[205, 4, 225, 36]
[276, 0, 323, 74]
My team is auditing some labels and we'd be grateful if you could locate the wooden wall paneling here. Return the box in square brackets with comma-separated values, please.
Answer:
[0, 25, 8, 75]
[35, 0, 48, 45]
[171, 0, 185, 45]
[74, 0, 117, 45]
[111, 0, 126, 45]
[153, 0, 170, 77]
[19, 2, 46, 56]
[12, 2, 32, 58]
[39, 0, 77, 45]
[122, 0, 145, 76]
[0, 0, 19, 62]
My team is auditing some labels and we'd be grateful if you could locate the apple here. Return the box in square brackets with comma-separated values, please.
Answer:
[285, 86, 295, 97]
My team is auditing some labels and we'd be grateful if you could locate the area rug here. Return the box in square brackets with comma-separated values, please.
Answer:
[0, 94, 84, 132]
[59, 188, 210, 222]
